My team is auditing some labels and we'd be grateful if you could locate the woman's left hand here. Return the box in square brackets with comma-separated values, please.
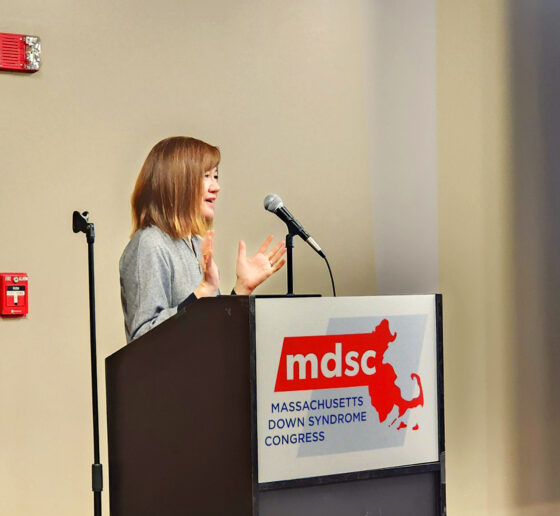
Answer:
[234, 235, 286, 295]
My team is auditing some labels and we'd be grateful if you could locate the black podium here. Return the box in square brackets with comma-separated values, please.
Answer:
[106, 295, 445, 515]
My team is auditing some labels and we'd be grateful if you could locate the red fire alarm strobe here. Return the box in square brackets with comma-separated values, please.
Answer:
[0, 33, 41, 72]
[0, 273, 29, 317]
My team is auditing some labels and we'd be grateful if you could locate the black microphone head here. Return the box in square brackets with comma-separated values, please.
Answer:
[264, 194, 284, 212]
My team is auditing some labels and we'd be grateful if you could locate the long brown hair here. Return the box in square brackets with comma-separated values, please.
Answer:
[131, 136, 220, 238]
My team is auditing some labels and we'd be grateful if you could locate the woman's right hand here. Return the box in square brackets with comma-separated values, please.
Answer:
[194, 230, 220, 298]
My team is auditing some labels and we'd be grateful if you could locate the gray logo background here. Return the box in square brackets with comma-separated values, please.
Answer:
[297, 314, 427, 457]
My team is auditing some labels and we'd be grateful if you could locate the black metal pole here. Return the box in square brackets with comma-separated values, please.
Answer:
[286, 232, 294, 295]
[73, 211, 103, 516]
[87, 229, 103, 516]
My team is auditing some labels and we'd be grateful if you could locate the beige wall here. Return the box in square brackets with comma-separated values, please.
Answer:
[438, 0, 560, 515]
[364, 0, 438, 295]
[438, 0, 515, 513]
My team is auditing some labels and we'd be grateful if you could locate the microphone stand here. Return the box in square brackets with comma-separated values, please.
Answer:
[72, 211, 103, 516]
[285, 230, 296, 295]
[285, 225, 336, 297]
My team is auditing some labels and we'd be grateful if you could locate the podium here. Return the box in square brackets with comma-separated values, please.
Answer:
[106, 295, 445, 515]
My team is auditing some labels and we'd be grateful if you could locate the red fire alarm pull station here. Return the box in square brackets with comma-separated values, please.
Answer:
[0, 273, 29, 317]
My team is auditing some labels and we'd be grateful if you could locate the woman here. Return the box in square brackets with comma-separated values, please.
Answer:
[120, 136, 286, 342]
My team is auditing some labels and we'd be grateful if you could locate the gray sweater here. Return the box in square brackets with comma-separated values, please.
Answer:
[119, 226, 204, 342]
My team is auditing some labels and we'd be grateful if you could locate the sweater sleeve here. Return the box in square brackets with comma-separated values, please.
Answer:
[120, 234, 180, 342]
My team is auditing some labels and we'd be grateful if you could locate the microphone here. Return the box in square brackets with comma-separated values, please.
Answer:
[263, 194, 325, 258]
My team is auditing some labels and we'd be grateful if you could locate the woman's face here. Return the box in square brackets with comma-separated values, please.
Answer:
[201, 167, 220, 221]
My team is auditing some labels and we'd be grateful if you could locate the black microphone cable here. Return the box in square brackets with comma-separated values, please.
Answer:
[323, 254, 336, 297]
